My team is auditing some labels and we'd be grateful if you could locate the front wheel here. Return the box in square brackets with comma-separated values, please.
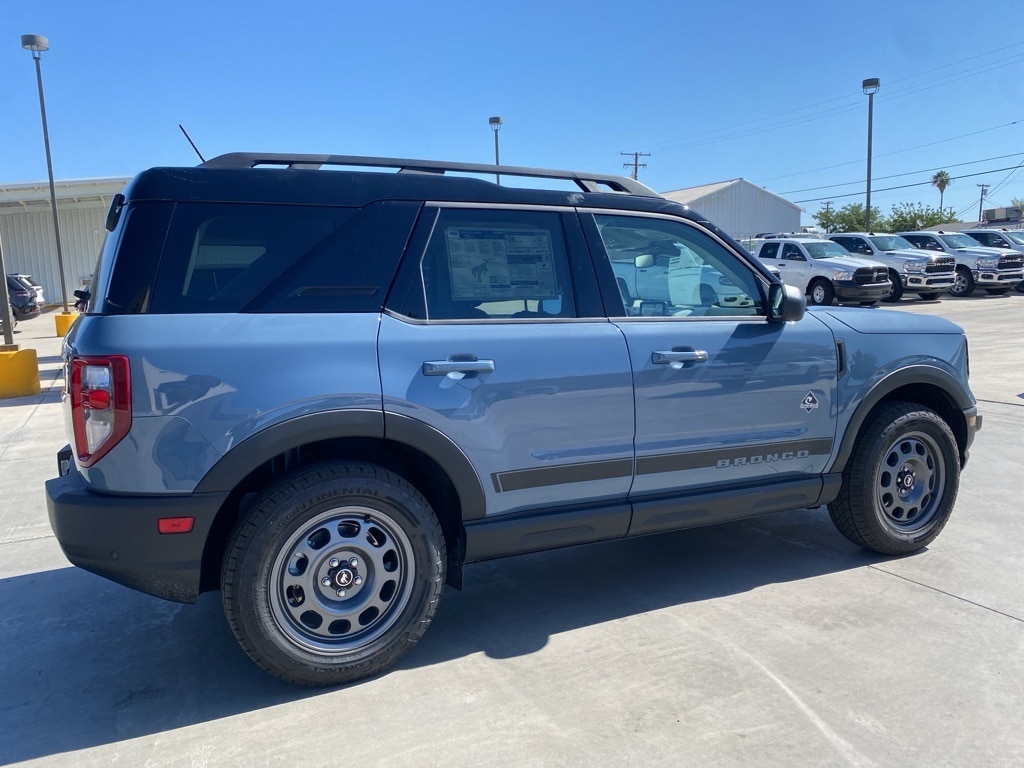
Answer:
[828, 402, 960, 555]
[949, 267, 975, 297]
[222, 462, 445, 687]
[808, 279, 835, 306]
[882, 271, 903, 302]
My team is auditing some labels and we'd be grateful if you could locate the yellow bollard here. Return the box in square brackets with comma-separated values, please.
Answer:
[54, 311, 77, 337]
[0, 347, 42, 398]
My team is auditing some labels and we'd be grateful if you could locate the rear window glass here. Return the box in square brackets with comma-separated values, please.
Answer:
[148, 201, 415, 313]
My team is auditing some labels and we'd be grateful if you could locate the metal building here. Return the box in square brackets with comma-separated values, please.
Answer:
[0, 177, 130, 307]
[661, 179, 802, 241]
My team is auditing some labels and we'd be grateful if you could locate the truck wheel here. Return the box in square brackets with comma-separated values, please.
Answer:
[828, 402, 959, 555]
[882, 270, 903, 302]
[949, 267, 975, 297]
[222, 462, 446, 687]
[985, 287, 1012, 296]
[917, 292, 942, 301]
[808, 279, 835, 306]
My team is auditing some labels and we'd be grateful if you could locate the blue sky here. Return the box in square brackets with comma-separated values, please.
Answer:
[4, 1, 1023, 226]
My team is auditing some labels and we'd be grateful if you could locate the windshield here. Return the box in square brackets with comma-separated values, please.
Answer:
[869, 235, 915, 251]
[1004, 231, 1024, 246]
[940, 234, 984, 249]
[804, 241, 850, 259]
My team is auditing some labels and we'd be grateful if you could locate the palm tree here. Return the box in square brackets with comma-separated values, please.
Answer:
[932, 171, 952, 213]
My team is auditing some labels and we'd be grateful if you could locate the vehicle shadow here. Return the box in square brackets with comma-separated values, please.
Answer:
[0, 508, 887, 764]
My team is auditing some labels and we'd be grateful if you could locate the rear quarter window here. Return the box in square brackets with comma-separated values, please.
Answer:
[147, 201, 418, 314]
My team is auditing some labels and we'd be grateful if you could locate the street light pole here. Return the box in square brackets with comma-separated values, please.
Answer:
[489, 116, 502, 185]
[21, 34, 70, 314]
[862, 78, 880, 232]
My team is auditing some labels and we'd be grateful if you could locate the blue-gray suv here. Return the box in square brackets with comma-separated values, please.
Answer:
[46, 153, 981, 687]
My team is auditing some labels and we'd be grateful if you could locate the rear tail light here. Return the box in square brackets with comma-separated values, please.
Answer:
[70, 356, 131, 466]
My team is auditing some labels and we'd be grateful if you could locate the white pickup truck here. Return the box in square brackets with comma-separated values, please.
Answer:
[754, 237, 891, 306]
[897, 231, 1024, 297]
[827, 233, 955, 301]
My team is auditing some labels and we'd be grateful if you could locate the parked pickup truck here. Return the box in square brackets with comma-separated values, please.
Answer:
[897, 231, 1024, 297]
[754, 237, 891, 306]
[827, 233, 955, 302]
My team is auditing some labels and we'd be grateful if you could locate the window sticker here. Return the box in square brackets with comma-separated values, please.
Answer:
[446, 227, 558, 300]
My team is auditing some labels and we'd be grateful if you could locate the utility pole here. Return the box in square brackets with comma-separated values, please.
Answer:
[977, 183, 989, 223]
[823, 201, 833, 233]
[621, 151, 650, 180]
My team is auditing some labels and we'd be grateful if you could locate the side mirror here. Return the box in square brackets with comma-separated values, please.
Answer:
[768, 283, 805, 323]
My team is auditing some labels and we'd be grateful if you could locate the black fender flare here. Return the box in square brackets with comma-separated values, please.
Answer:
[829, 364, 974, 474]
[194, 408, 486, 521]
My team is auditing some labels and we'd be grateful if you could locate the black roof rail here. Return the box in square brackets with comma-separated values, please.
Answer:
[199, 152, 660, 197]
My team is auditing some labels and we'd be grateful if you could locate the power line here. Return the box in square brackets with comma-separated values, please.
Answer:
[792, 164, 1024, 204]
[778, 151, 1024, 195]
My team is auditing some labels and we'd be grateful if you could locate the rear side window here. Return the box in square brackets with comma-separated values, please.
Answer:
[758, 242, 779, 259]
[148, 201, 417, 313]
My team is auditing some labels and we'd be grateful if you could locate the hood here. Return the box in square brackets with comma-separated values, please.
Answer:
[880, 248, 932, 263]
[817, 306, 963, 335]
[814, 255, 884, 270]
[952, 245, 1007, 258]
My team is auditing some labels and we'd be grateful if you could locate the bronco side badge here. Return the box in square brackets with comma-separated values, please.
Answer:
[801, 392, 819, 413]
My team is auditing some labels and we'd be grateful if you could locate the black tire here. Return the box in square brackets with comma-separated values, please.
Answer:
[699, 283, 717, 306]
[221, 462, 445, 687]
[1016, 280, 1024, 294]
[828, 402, 960, 555]
[949, 267, 975, 297]
[917, 292, 943, 301]
[808, 279, 835, 306]
[882, 270, 903, 303]
[985, 287, 1012, 296]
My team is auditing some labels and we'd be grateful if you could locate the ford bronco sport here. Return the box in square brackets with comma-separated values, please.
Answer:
[47, 153, 981, 687]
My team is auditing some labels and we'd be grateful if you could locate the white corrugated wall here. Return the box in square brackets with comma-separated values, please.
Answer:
[687, 182, 801, 240]
[0, 201, 107, 308]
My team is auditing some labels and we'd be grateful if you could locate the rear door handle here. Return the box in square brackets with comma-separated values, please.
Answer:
[422, 358, 495, 376]
[652, 349, 708, 365]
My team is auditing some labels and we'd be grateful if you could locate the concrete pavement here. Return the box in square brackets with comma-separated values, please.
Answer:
[1, 298, 1022, 767]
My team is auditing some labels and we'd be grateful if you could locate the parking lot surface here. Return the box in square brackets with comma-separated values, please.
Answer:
[2, 296, 1022, 767]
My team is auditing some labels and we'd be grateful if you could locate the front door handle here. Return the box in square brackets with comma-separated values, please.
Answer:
[422, 358, 495, 376]
[652, 349, 708, 366]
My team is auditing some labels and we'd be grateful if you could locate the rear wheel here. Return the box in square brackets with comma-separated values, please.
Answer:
[882, 270, 903, 302]
[949, 267, 975, 297]
[808, 279, 835, 306]
[828, 402, 959, 555]
[222, 462, 445, 687]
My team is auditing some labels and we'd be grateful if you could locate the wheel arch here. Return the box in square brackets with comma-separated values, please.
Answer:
[194, 410, 485, 593]
[830, 365, 974, 475]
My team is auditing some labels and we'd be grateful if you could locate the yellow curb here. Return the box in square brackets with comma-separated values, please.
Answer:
[54, 312, 78, 337]
[0, 348, 42, 398]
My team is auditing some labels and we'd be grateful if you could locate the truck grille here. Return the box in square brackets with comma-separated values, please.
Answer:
[998, 254, 1023, 269]
[926, 256, 955, 273]
[854, 266, 888, 284]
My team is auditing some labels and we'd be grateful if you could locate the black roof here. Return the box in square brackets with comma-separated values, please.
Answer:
[123, 152, 695, 219]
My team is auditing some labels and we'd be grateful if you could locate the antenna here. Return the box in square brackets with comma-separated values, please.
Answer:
[178, 124, 206, 163]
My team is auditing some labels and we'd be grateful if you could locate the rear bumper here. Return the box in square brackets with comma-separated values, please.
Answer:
[46, 459, 227, 604]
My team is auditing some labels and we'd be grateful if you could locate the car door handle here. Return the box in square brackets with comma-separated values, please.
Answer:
[422, 358, 495, 376]
[652, 349, 708, 365]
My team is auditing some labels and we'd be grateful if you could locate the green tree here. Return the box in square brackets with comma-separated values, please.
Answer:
[931, 170, 952, 211]
[886, 202, 957, 232]
[813, 202, 885, 233]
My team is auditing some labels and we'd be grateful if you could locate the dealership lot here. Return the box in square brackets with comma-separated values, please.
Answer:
[2, 296, 1022, 767]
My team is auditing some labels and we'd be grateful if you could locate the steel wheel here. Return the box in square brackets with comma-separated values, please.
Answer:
[222, 462, 445, 687]
[873, 431, 944, 534]
[828, 402, 960, 555]
[270, 506, 415, 654]
[808, 279, 834, 306]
